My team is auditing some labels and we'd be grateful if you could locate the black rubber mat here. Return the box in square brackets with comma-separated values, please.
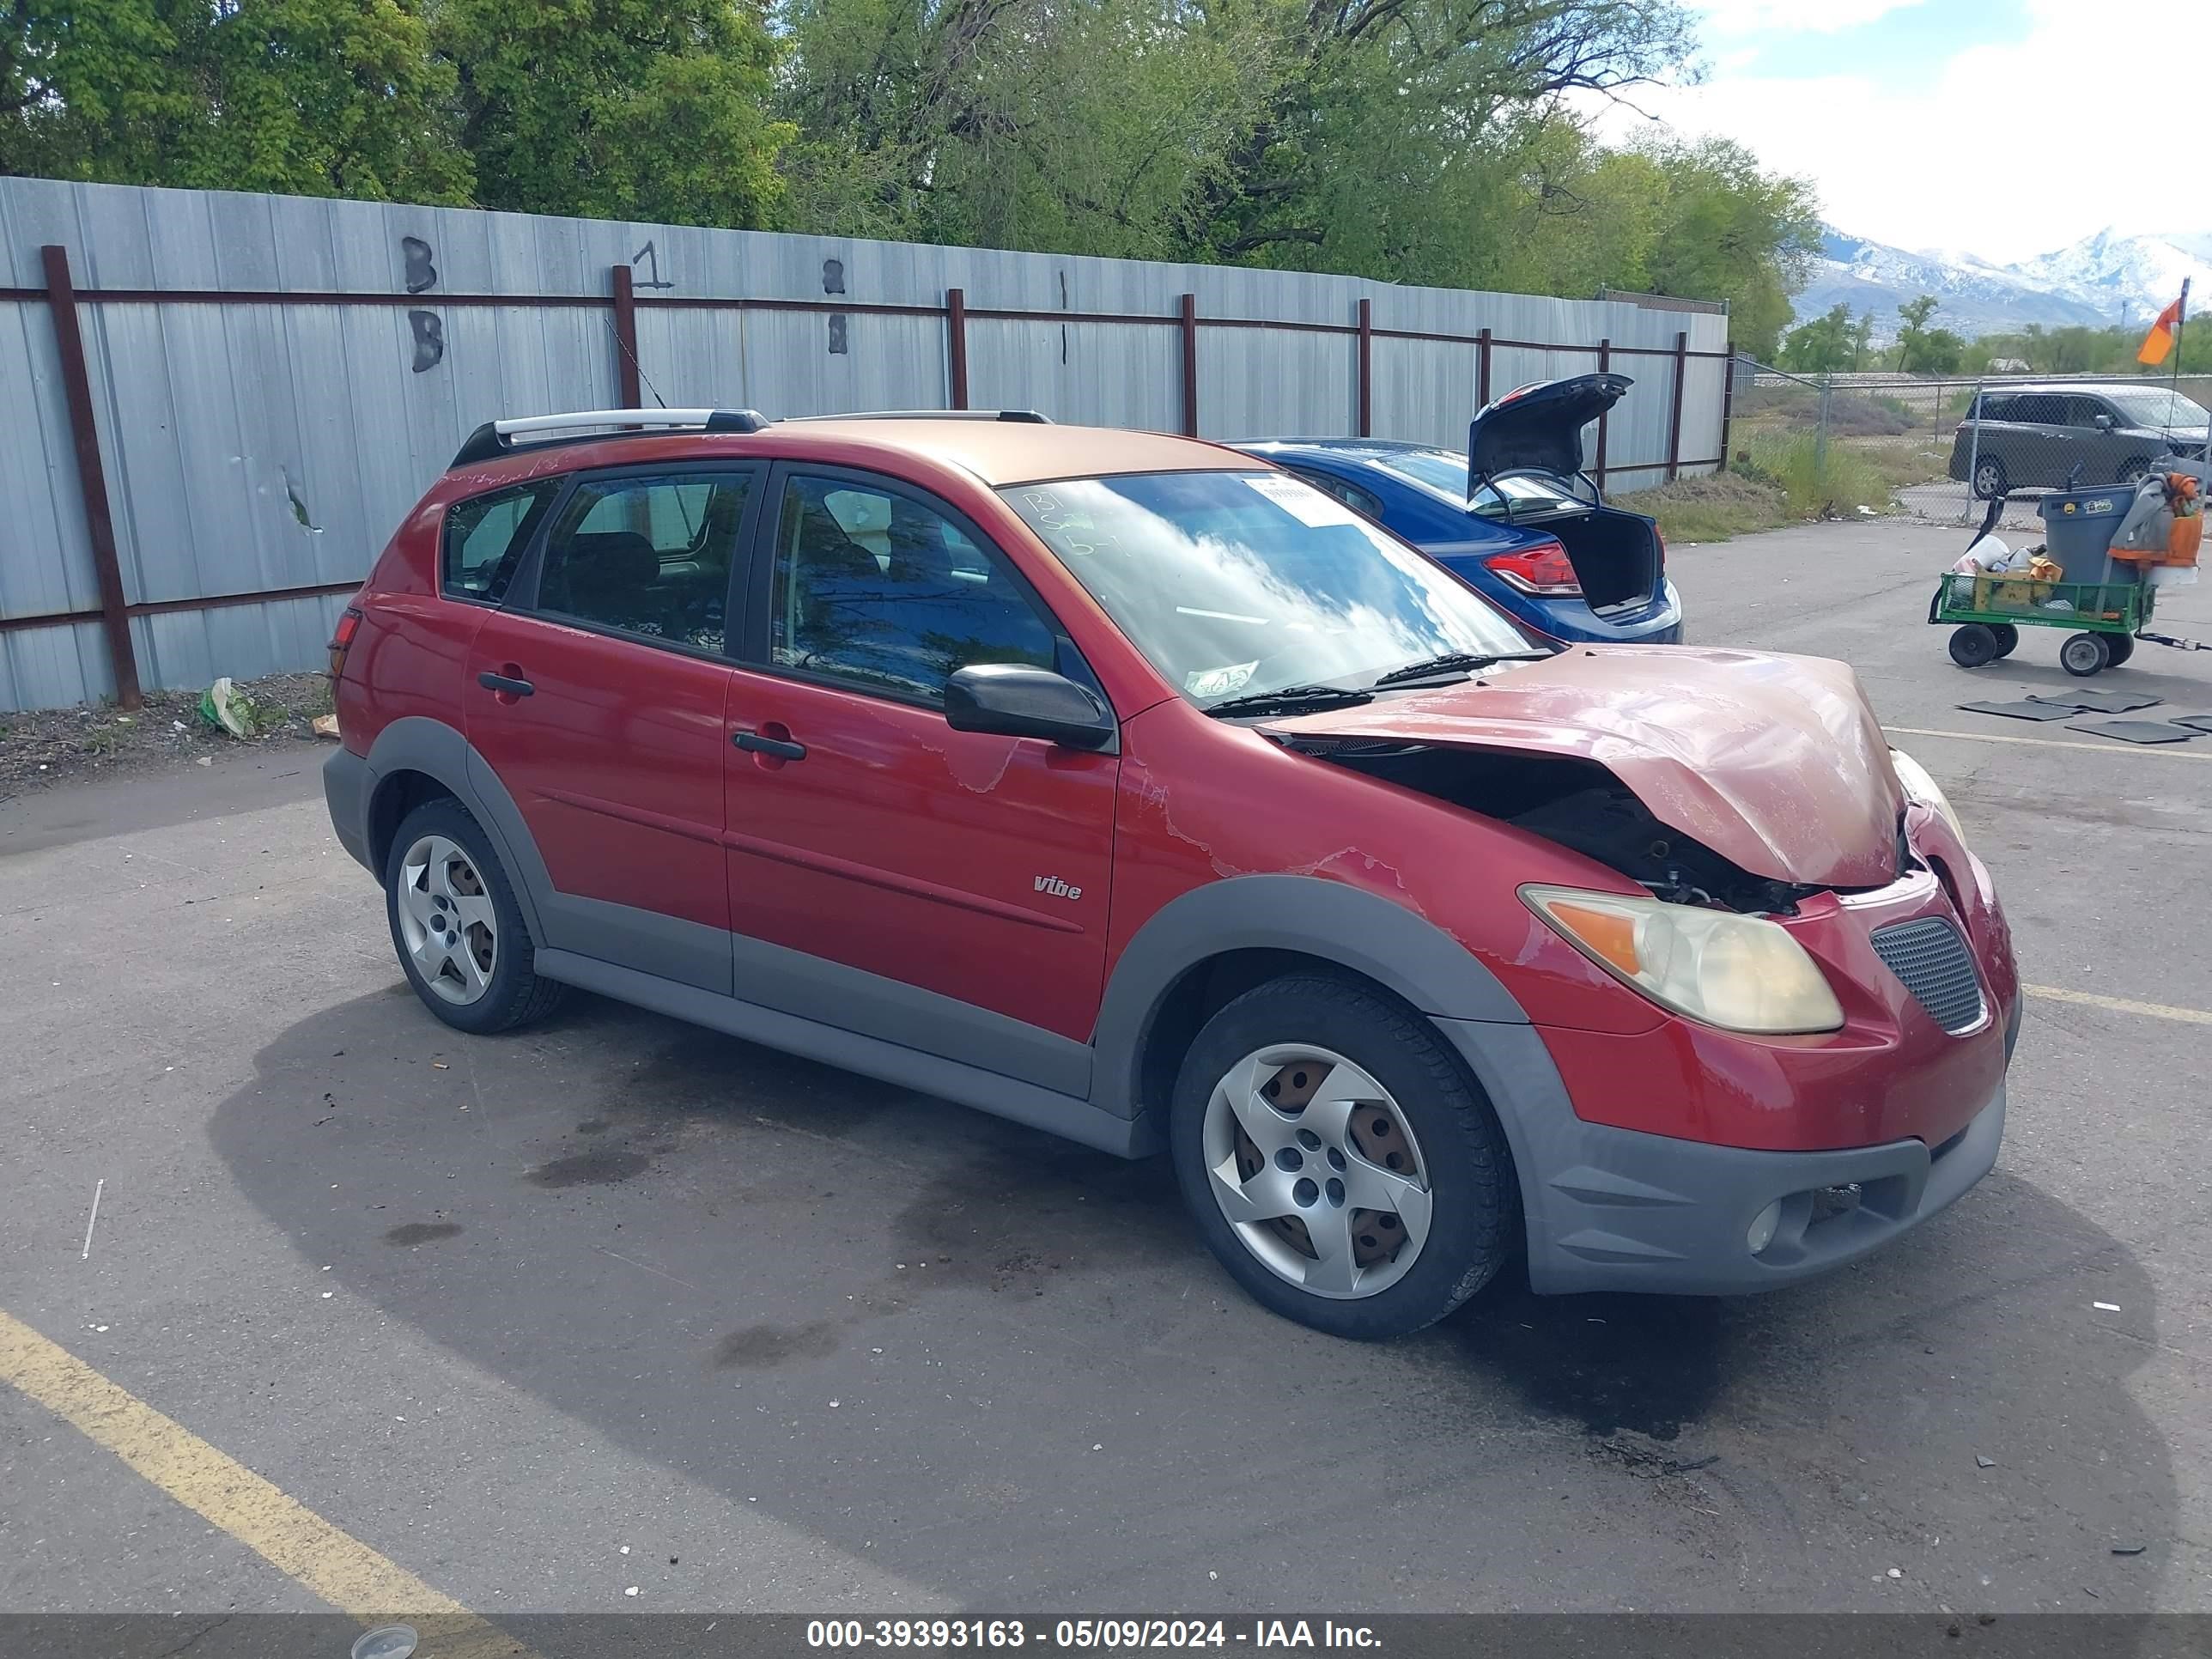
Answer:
[2166, 714, 2212, 734]
[2067, 720, 2197, 744]
[1959, 700, 2078, 721]
[2027, 689, 2163, 713]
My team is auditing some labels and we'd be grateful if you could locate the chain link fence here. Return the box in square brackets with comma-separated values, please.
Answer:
[1728, 362, 2212, 536]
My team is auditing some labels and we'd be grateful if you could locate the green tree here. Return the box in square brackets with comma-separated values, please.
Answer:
[1892, 293, 1941, 370]
[3, 0, 471, 203]
[1780, 302, 1854, 373]
[1850, 309, 1875, 370]
[434, 0, 792, 228]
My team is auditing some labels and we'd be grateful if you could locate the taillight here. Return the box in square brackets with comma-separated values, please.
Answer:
[1483, 539, 1581, 597]
[327, 606, 364, 681]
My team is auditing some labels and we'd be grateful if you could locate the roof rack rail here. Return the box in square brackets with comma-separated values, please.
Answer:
[781, 409, 1051, 424]
[450, 407, 770, 469]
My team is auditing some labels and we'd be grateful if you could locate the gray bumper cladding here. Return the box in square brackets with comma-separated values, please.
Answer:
[1522, 1088, 2006, 1297]
[323, 748, 374, 872]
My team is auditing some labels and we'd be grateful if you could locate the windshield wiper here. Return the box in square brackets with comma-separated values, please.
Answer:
[1203, 684, 1375, 718]
[1367, 650, 1553, 689]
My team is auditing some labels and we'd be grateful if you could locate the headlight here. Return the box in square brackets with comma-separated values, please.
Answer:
[1522, 885, 1845, 1035]
[1889, 748, 1964, 842]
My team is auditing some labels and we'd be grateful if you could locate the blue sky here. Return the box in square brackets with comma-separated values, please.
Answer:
[1581, 1, 2195, 264]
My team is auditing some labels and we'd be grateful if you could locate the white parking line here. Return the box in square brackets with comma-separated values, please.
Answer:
[1886, 726, 2212, 762]
[2027, 985, 2212, 1027]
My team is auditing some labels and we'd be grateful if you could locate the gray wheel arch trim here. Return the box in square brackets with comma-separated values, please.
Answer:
[1090, 873, 1533, 1119]
[360, 717, 554, 945]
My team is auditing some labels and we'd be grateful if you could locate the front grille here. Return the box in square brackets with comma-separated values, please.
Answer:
[1871, 917, 1986, 1034]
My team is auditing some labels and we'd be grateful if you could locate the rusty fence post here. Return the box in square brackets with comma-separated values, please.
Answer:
[1477, 327, 1492, 407]
[610, 263, 641, 408]
[1179, 293, 1200, 436]
[1594, 337, 1611, 488]
[1667, 330, 1688, 482]
[1357, 297, 1372, 437]
[40, 244, 140, 710]
[1718, 341, 1737, 473]
[946, 288, 969, 410]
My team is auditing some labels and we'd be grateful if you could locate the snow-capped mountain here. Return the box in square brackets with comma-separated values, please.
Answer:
[1792, 225, 2212, 342]
[1795, 228, 2106, 342]
[2007, 229, 2212, 325]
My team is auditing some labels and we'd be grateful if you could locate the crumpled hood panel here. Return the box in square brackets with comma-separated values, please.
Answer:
[1264, 646, 1904, 888]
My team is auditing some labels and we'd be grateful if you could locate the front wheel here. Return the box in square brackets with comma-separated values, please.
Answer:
[2060, 632, 2111, 678]
[1170, 975, 1513, 1340]
[1988, 623, 2019, 659]
[1948, 624, 2000, 668]
[2118, 456, 2154, 487]
[2105, 632, 2136, 666]
[1972, 458, 2008, 501]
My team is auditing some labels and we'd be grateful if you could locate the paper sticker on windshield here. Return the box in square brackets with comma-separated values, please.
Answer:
[1186, 661, 1259, 698]
[1242, 473, 1357, 526]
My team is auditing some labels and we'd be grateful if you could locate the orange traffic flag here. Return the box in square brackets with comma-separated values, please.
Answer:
[2138, 282, 2189, 366]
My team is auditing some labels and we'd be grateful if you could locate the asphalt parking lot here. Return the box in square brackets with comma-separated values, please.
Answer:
[3, 516, 2209, 1627]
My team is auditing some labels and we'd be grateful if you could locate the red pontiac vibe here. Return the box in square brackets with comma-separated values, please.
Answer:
[323, 408, 2019, 1340]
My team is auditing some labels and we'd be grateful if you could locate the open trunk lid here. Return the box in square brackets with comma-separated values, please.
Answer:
[1262, 646, 1904, 889]
[1468, 372, 1632, 493]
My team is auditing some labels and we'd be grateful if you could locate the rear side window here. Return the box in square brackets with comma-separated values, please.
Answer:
[533, 471, 753, 653]
[1290, 468, 1384, 520]
[442, 483, 558, 604]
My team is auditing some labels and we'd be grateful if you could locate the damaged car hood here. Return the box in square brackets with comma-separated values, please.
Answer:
[1264, 646, 1904, 888]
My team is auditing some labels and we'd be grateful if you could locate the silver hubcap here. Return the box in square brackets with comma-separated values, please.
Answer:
[395, 835, 497, 1006]
[1975, 465, 2002, 494]
[1201, 1044, 1433, 1300]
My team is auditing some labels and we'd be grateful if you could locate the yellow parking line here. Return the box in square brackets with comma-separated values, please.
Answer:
[2027, 984, 2212, 1026]
[1886, 725, 2212, 761]
[0, 1306, 527, 1656]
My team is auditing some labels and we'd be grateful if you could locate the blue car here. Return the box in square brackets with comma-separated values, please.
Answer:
[1238, 374, 1683, 645]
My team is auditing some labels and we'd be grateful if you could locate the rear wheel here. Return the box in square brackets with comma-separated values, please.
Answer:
[1170, 975, 1513, 1340]
[385, 798, 565, 1034]
[1948, 624, 2000, 668]
[1971, 458, 2008, 501]
[2118, 456, 2154, 486]
[2060, 632, 2111, 678]
[2105, 632, 2136, 666]
[1987, 623, 2020, 659]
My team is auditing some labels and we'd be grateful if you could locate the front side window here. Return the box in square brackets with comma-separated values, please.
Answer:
[2106, 389, 2211, 429]
[534, 471, 751, 652]
[1002, 471, 1538, 708]
[769, 474, 1057, 703]
[442, 482, 558, 603]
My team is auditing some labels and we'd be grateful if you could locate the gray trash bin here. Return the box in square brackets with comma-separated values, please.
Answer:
[2038, 487, 2140, 588]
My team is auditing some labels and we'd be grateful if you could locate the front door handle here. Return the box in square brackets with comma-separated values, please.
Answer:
[732, 730, 806, 761]
[477, 670, 534, 697]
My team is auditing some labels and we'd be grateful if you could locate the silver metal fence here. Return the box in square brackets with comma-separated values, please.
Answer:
[1, 178, 1734, 713]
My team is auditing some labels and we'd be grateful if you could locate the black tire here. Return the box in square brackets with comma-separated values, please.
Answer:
[1948, 624, 2000, 668]
[2105, 632, 2136, 666]
[2060, 632, 2111, 678]
[384, 797, 566, 1034]
[1970, 457, 2008, 501]
[2118, 456, 2154, 487]
[1988, 623, 2019, 659]
[1169, 974, 1514, 1341]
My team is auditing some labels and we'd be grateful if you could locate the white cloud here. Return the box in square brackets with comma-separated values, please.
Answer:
[1591, 0, 2203, 264]
[1697, 0, 1925, 35]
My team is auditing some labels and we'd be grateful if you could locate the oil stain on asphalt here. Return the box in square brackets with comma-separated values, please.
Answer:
[714, 1320, 843, 1368]
[382, 1221, 464, 1246]
[526, 1146, 651, 1188]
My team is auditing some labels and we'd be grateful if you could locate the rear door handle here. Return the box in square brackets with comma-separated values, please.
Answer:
[477, 671, 534, 697]
[732, 731, 806, 761]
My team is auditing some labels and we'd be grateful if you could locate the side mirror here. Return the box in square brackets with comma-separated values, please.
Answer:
[2092, 413, 2115, 430]
[945, 663, 1115, 750]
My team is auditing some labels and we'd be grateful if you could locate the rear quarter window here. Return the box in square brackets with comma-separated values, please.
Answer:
[442, 482, 559, 603]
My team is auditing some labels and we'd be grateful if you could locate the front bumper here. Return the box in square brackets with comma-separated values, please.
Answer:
[1519, 1082, 2005, 1296]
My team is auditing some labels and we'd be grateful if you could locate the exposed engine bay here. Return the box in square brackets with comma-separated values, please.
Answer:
[1283, 738, 1870, 915]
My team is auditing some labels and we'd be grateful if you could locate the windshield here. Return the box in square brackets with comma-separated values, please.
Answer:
[1000, 471, 1539, 708]
[1369, 449, 1584, 519]
[2105, 389, 2211, 429]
